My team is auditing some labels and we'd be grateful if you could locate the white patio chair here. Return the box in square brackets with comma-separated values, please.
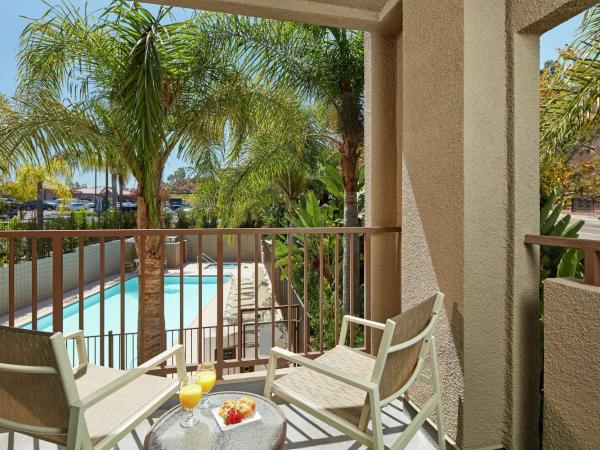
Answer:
[0, 326, 186, 450]
[264, 292, 446, 449]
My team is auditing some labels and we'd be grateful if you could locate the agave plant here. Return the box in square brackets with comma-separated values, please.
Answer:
[540, 191, 585, 280]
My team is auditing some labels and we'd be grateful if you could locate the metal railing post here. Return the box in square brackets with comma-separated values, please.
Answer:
[216, 234, 224, 379]
[52, 235, 63, 332]
[108, 330, 114, 368]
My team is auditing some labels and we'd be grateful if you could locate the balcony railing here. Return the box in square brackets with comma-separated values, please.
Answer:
[0, 227, 401, 377]
[524, 234, 600, 286]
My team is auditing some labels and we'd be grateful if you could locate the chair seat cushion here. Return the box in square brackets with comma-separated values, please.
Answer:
[274, 346, 375, 426]
[75, 364, 175, 445]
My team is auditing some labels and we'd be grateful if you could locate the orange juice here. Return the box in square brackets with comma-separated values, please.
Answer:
[179, 383, 203, 410]
[196, 370, 217, 394]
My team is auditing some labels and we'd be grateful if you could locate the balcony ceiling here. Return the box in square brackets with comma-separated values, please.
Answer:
[144, 0, 403, 33]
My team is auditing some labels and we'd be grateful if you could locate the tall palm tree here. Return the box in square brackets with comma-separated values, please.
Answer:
[541, 6, 600, 167]
[5, 1, 252, 363]
[202, 98, 328, 227]
[204, 15, 364, 314]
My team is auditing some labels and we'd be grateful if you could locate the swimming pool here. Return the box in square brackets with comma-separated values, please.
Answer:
[22, 275, 229, 335]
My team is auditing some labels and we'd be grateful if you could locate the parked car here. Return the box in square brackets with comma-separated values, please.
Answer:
[21, 200, 40, 210]
[169, 198, 184, 210]
[62, 199, 87, 211]
[117, 201, 137, 211]
[44, 200, 59, 210]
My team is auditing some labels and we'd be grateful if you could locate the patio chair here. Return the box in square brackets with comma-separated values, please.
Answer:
[264, 292, 446, 450]
[0, 326, 186, 450]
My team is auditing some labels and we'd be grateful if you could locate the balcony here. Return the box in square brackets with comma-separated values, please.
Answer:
[0, 227, 448, 449]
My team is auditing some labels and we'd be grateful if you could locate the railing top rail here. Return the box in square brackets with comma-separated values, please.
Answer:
[0, 226, 401, 239]
[525, 233, 600, 286]
[524, 234, 600, 250]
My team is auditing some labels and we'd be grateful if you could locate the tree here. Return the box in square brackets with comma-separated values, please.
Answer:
[205, 16, 364, 314]
[7, 1, 252, 363]
[1, 160, 71, 227]
[193, 97, 329, 227]
[540, 6, 600, 193]
[166, 167, 196, 193]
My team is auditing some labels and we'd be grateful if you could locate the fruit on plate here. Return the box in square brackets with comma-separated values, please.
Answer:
[240, 396, 256, 413]
[218, 397, 257, 424]
[225, 409, 243, 425]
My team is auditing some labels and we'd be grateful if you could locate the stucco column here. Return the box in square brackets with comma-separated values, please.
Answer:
[505, 31, 541, 450]
[401, 0, 536, 447]
[364, 32, 401, 350]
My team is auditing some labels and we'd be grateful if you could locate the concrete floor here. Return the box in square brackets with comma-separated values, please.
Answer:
[0, 381, 438, 450]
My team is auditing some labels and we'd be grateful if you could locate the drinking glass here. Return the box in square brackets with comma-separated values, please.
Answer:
[196, 362, 217, 409]
[179, 376, 203, 427]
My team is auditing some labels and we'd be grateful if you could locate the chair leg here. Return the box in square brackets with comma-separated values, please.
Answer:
[358, 402, 371, 432]
[369, 390, 384, 450]
[263, 352, 277, 398]
[66, 407, 92, 450]
[430, 337, 446, 450]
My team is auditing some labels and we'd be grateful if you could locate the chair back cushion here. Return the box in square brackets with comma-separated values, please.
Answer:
[0, 326, 70, 441]
[378, 296, 436, 399]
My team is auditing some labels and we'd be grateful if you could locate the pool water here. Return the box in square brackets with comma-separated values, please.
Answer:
[22, 275, 227, 335]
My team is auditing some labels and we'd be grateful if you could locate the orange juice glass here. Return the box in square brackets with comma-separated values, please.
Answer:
[196, 362, 217, 409]
[179, 377, 202, 427]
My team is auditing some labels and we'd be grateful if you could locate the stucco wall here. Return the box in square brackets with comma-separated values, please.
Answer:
[543, 278, 600, 449]
[401, 0, 465, 445]
[510, 0, 598, 34]
[364, 32, 401, 348]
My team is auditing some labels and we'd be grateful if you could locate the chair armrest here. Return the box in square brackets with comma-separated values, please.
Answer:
[63, 330, 88, 368]
[268, 347, 376, 392]
[343, 316, 386, 329]
[339, 316, 386, 346]
[77, 344, 185, 410]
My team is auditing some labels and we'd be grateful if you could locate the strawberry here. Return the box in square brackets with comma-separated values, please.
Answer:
[225, 409, 242, 425]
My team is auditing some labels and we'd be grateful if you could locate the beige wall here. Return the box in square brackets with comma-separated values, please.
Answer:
[400, 0, 466, 444]
[510, 0, 598, 34]
[463, 1, 510, 446]
[543, 278, 600, 449]
[364, 32, 401, 345]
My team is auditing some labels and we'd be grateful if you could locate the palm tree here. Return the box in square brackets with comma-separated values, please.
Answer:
[198, 98, 328, 227]
[541, 6, 600, 178]
[204, 15, 364, 314]
[6, 1, 251, 363]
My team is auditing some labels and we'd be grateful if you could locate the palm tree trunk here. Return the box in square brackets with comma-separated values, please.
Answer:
[118, 175, 125, 212]
[111, 173, 118, 208]
[135, 190, 165, 364]
[36, 182, 44, 230]
[341, 146, 361, 316]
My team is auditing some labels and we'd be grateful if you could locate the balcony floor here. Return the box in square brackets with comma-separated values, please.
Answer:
[1, 380, 438, 450]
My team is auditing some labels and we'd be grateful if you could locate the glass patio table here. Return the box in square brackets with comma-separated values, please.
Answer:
[144, 391, 286, 450]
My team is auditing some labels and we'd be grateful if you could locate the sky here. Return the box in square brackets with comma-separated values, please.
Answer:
[0, 1, 589, 188]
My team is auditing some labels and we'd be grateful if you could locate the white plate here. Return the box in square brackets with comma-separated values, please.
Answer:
[211, 406, 262, 431]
